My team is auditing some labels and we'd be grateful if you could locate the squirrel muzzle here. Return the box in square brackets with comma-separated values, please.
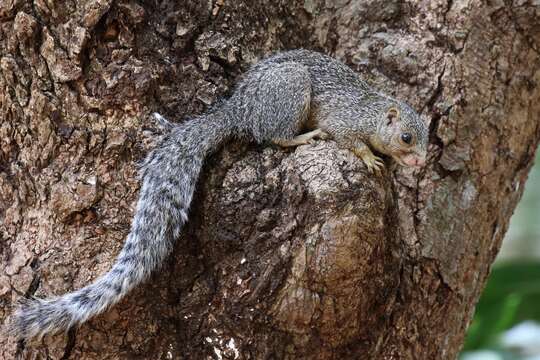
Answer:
[400, 152, 427, 168]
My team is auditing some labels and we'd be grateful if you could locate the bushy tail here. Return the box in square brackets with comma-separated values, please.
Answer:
[9, 112, 233, 340]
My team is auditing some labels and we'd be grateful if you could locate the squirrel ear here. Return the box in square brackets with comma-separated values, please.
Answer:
[386, 107, 400, 126]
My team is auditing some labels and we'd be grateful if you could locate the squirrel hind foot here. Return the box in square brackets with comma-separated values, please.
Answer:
[273, 129, 328, 148]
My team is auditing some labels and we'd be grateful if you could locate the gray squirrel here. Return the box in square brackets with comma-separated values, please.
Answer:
[9, 49, 428, 341]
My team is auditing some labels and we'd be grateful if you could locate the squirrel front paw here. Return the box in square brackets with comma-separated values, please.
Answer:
[351, 147, 385, 174]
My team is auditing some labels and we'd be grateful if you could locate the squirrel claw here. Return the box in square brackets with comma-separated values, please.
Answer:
[365, 157, 384, 174]
[352, 148, 385, 174]
[371, 158, 385, 174]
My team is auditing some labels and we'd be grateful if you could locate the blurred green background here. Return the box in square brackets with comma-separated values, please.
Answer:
[461, 150, 540, 360]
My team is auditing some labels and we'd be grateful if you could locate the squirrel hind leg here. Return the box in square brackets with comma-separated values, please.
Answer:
[273, 128, 329, 147]
[247, 62, 312, 143]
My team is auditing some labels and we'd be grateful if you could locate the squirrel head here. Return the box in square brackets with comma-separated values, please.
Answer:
[371, 100, 428, 168]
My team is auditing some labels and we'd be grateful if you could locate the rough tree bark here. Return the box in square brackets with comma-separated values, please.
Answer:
[1, 0, 539, 359]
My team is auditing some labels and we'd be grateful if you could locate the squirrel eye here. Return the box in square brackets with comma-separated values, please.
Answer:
[401, 133, 412, 144]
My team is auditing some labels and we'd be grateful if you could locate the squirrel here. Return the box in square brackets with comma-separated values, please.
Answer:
[9, 49, 428, 341]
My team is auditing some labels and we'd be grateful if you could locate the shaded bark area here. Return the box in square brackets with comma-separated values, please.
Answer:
[1, 0, 539, 359]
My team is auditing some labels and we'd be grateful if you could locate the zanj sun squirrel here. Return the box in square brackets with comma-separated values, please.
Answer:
[10, 49, 428, 340]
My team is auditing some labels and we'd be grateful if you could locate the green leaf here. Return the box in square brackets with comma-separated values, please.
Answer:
[463, 262, 540, 351]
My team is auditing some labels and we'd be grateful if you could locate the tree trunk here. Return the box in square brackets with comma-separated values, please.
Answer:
[1, 0, 539, 359]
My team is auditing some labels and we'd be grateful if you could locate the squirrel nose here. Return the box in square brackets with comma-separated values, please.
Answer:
[401, 154, 426, 167]
[415, 156, 426, 167]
